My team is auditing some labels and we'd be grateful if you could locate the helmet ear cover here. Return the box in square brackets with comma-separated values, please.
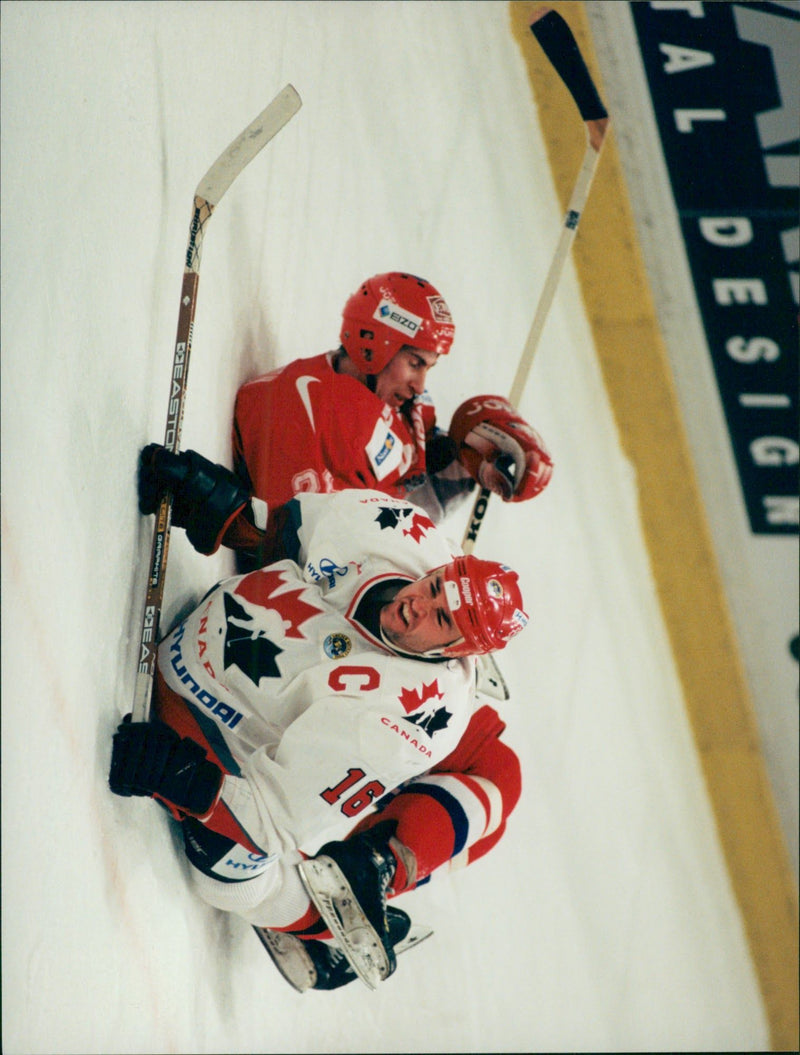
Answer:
[340, 272, 455, 375]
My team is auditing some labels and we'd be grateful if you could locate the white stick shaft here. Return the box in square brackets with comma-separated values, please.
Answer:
[461, 131, 606, 555]
[508, 138, 602, 406]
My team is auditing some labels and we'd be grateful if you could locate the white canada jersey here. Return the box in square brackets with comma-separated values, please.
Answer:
[158, 489, 475, 858]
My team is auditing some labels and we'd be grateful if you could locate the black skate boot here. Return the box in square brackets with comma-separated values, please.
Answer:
[297, 820, 414, 990]
[254, 906, 420, 992]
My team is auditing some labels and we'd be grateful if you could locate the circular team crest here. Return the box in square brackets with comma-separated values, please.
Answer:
[487, 578, 504, 599]
[324, 632, 352, 659]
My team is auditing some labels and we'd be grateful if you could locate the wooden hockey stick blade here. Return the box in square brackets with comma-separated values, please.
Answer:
[196, 84, 302, 206]
[530, 8, 607, 123]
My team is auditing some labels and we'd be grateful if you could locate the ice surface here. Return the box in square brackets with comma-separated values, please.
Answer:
[1, 3, 767, 1051]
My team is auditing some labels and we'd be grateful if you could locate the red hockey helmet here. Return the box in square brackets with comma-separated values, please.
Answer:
[436, 555, 528, 658]
[340, 272, 455, 374]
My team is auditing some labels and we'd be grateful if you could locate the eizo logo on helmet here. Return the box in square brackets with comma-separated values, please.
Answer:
[374, 299, 423, 339]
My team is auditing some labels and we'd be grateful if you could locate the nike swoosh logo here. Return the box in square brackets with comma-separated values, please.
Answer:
[295, 375, 321, 432]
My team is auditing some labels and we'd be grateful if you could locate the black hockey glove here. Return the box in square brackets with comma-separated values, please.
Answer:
[138, 444, 250, 555]
[109, 715, 223, 818]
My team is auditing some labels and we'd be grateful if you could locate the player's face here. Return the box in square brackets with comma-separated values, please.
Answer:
[379, 569, 462, 655]
[374, 347, 439, 408]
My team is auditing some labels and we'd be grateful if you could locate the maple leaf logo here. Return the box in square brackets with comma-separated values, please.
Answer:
[399, 681, 451, 738]
[398, 679, 443, 714]
[234, 568, 322, 639]
[375, 506, 405, 530]
[403, 511, 435, 543]
[398, 679, 451, 738]
[406, 706, 452, 738]
[375, 505, 434, 544]
[223, 593, 283, 683]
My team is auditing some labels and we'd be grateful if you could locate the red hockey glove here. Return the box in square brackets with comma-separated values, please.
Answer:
[109, 715, 223, 819]
[449, 395, 553, 502]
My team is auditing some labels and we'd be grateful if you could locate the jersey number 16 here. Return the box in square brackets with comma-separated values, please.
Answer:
[321, 767, 386, 818]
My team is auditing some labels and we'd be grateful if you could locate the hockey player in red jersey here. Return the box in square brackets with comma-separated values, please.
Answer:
[110, 486, 529, 990]
[232, 272, 553, 523]
[123, 271, 549, 990]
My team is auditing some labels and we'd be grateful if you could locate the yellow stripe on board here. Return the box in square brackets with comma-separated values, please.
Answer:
[508, 1, 798, 1050]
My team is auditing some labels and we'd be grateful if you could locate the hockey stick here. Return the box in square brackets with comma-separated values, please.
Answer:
[461, 7, 608, 555]
[131, 85, 302, 723]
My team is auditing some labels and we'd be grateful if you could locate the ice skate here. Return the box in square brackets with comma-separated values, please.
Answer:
[298, 821, 410, 990]
[254, 906, 430, 992]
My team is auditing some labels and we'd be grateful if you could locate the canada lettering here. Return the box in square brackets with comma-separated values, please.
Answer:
[380, 716, 433, 758]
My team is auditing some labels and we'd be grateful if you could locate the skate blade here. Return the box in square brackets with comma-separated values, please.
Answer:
[298, 856, 391, 991]
[253, 926, 317, 993]
[397, 923, 434, 955]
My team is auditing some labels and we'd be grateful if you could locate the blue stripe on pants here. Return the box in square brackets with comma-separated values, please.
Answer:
[403, 780, 471, 857]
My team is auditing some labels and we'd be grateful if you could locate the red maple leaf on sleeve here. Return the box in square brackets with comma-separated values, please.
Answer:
[403, 511, 435, 543]
[398, 679, 443, 714]
[235, 568, 322, 639]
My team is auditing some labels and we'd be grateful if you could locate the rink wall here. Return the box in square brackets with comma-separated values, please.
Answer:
[508, 1, 798, 1050]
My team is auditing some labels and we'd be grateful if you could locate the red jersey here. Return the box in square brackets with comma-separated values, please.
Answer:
[233, 352, 437, 508]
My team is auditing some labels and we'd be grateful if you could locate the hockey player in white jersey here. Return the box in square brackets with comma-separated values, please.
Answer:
[110, 486, 528, 989]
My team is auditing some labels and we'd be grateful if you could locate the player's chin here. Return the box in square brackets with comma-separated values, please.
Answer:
[382, 625, 403, 652]
[380, 607, 401, 640]
[387, 631, 422, 655]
